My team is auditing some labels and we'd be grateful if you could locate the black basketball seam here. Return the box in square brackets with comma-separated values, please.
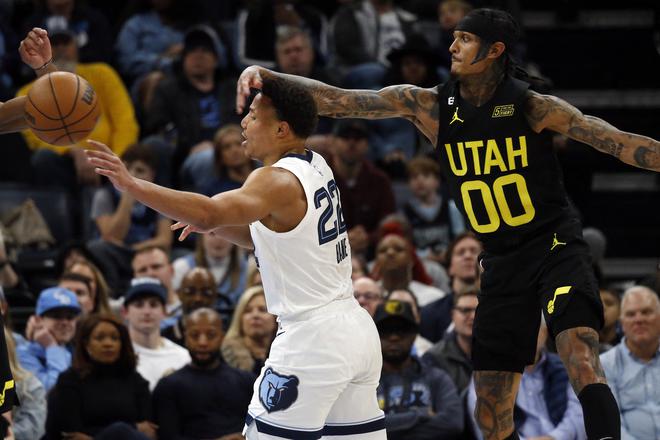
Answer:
[28, 101, 98, 133]
[48, 73, 75, 144]
[51, 129, 100, 145]
[61, 74, 81, 119]
[26, 94, 61, 120]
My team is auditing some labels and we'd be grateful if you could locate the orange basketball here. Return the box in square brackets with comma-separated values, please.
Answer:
[24, 72, 100, 146]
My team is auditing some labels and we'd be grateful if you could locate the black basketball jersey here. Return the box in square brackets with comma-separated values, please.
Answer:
[435, 76, 573, 252]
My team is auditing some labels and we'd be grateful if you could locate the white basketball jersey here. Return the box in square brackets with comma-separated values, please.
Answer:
[249, 150, 353, 319]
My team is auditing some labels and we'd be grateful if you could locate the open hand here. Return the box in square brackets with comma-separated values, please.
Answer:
[171, 222, 206, 241]
[85, 140, 136, 192]
[236, 65, 264, 114]
[19, 28, 52, 70]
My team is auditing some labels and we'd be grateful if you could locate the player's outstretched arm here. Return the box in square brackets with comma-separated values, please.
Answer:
[237, 66, 440, 144]
[525, 91, 660, 172]
[0, 28, 55, 134]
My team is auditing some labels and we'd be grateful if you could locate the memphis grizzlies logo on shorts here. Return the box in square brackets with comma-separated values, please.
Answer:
[259, 368, 300, 413]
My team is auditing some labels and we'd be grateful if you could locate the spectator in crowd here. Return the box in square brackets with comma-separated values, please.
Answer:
[419, 231, 481, 343]
[375, 300, 463, 439]
[162, 267, 217, 347]
[4, 327, 46, 440]
[237, 0, 328, 68]
[384, 34, 443, 89]
[153, 308, 255, 439]
[122, 277, 190, 390]
[18, 287, 81, 391]
[434, 0, 472, 65]
[180, 124, 254, 196]
[145, 24, 240, 185]
[329, 119, 396, 258]
[354, 276, 384, 317]
[387, 288, 433, 356]
[0, 287, 26, 347]
[66, 259, 114, 310]
[352, 254, 369, 281]
[17, 27, 138, 194]
[600, 286, 660, 440]
[401, 157, 465, 262]
[22, 0, 113, 64]
[423, 288, 478, 393]
[221, 286, 276, 375]
[132, 246, 181, 321]
[331, 0, 417, 88]
[0, 230, 18, 290]
[372, 233, 446, 306]
[45, 314, 155, 439]
[467, 317, 587, 439]
[172, 231, 248, 309]
[58, 271, 111, 316]
[89, 144, 173, 295]
[115, 0, 194, 82]
[599, 288, 622, 352]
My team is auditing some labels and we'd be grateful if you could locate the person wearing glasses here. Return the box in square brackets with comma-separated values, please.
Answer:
[162, 268, 218, 347]
[423, 288, 478, 393]
[353, 276, 384, 317]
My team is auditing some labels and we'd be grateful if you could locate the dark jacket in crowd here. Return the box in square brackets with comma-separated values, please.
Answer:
[423, 331, 473, 394]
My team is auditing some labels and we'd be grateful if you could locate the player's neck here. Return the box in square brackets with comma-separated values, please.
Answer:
[625, 337, 659, 363]
[263, 140, 306, 166]
[459, 64, 505, 107]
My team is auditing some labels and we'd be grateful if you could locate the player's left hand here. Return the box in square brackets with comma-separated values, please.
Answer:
[171, 222, 205, 241]
[19, 27, 52, 70]
[85, 140, 136, 192]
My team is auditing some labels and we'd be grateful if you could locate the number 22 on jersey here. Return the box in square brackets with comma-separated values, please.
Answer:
[314, 179, 348, 262]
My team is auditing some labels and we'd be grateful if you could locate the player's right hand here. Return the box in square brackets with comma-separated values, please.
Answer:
[236, 65, 264, 114]
[19, 27, 52, 70]
[85, 140, 136, 193]
[171, 222, 204, 241]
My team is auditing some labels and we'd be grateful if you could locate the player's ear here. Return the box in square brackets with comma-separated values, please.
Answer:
[488, 42, 506, 59]
[277, 121, 290, 138]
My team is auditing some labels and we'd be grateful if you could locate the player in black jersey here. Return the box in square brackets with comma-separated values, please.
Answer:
[237, 9, 659, 440]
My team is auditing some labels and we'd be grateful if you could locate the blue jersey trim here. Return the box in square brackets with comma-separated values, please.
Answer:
[282, 149, 313, 163]
[245, 415, 385, 438]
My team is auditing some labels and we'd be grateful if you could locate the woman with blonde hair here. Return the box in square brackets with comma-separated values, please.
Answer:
[66, 259, 113, 315]
[4, 327, 46, 440]
[220, 286, 276, 374]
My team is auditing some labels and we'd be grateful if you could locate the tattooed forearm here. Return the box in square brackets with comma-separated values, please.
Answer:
[262, 69, 439, 144]
[556, 327, 607, 394]
[474, 371, 520, 440]
[525, 91, 660, 172]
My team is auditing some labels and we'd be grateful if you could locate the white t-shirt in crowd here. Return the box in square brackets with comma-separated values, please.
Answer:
[133, 338, 191, 390]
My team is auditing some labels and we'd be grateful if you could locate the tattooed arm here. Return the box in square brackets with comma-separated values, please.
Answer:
[237, 66, 440, 145]
[525, 91, 660, 172]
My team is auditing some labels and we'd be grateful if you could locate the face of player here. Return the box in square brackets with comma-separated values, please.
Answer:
[276, 35, 314, 77]
[376, 235, 412, 272]
[240, 94, 281, 161]
[41, 308, 78, 344]
[132, 249, 173, 291]
[621, 291, 660, 348]
[178, 270, 216, 314]
[217, 131, 248, 169]
[379, 322, 416, 365]
[58, 279, 94, 315]
[126, 160, 155, 183]
[123, 297, 165, 334]
[449, 237, 481, 281]
[86, 321, 121, 364]
[185, 315, 223, 368]
[449, 31, 491, 76]
[204, 233, 233, 260]
[452, 294, 477, 339]
[408, 172, 439, 200]
[242, 294, 276, 340]
[353, 277, 382, 317]
[600, 289, 620, 329]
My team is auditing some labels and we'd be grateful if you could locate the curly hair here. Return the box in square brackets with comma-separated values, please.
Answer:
[261, 76, 318, 139]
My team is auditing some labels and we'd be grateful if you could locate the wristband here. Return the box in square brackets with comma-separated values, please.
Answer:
[34, 57, 53, 71]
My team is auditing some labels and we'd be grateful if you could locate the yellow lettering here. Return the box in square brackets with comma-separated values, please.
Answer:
[506, 136, 528, 170]
[461, 180, 500, 233]
[464, 141, 484, 175]
[493, 174, 536, 226]
[483, 139, 507, 174]
[445, 143, 468, 176]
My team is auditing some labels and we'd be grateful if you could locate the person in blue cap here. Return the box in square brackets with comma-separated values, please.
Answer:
[17, 287, 81, 391]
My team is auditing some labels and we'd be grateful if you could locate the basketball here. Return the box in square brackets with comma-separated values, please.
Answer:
[24, 71, 100, 146]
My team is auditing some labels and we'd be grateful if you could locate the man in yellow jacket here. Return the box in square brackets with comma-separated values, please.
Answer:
[17, 28, 139, 192]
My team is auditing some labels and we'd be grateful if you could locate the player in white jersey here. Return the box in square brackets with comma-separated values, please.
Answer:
[86, 77, 386, 439]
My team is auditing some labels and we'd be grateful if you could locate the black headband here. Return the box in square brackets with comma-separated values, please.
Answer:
[455, 13, 517, 50]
